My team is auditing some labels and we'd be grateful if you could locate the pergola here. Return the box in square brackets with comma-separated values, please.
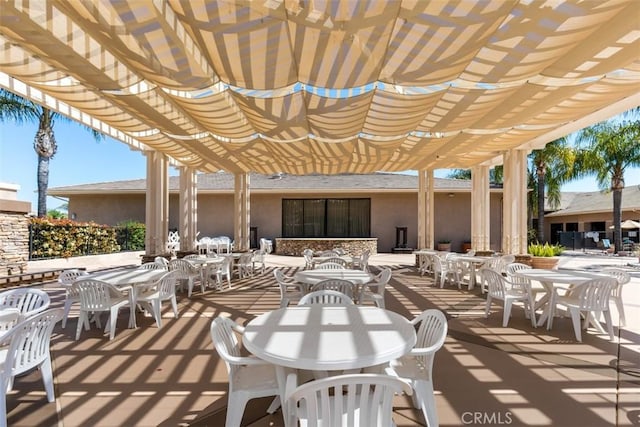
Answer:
[1, 1, 639, 255]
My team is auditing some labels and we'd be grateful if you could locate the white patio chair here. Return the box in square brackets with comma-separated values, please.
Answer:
[385, 309, 448, 427]
[481, 267, 536, 328]
[182, 254, 201, 260]
[311, 279, 355, 300]
[252, 249, 267, 275]
[0, 288, 50, 322]
[73, 279, 132, 341]
[154, 256, 170, 269]
[139, 262, 164, 270]
[317, 250, 340, 257]
[168, 259, 203, 297]
[218, 236, 233, 254]
[135, 271, 179, 328]
[233, 252, 254, 279]
[431, 255, 460, 289]
[302, 249, 315, 269]
[274, 269, 304, 307]
[58, 269, 89, 328]
[480, 257, 505, 293]
[505, 262, 540, 324]
[0, 309, 20, 338]
[210, 316, 280, 427]
[0, 308, 63, 427]
[284, 372, 411, 427]
[601, 267, 631, 327]
[213, 256, 233, 290]
[551, 277, 617, 341]
[298, 290, 354, 306]
[351, 249, 370, 271]
[314, 260, 347, 270]
[359, 267, 391, 308]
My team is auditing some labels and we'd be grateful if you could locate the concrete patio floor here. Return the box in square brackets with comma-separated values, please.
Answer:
[7, 252, 640, 426]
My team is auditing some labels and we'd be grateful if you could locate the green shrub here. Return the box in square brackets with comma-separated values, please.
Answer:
[115, 220, 146, 251]
[527, 242, 564, 257]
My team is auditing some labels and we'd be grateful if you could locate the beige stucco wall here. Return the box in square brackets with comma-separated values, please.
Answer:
[68, 191, 506, 253]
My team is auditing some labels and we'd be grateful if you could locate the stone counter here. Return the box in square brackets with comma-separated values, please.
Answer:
[275, 238, 377, 257]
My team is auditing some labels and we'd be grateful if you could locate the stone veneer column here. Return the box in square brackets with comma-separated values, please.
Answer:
[502, 149, 529, 255]
[417, 169, 434, 250]
[233, 172, 250, 251]
[0, 184, 31, 275]
[179, 167, 197, 252]
[145, 151, 169, 255]
[471, 165, 490, 251]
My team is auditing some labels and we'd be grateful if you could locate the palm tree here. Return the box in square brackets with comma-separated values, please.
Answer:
[574, 117, 640, 253]
[446, 165, 503, 183]
[0, 89, 102, 217]
[529, 137, 575, 243]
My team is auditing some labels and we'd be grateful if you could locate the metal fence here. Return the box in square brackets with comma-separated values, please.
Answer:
[556, 231, 638, 252]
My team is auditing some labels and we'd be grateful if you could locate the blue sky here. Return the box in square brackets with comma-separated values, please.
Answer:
[1, 120, 640, 214]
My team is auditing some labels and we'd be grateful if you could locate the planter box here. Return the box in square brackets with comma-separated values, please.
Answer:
[437, 243, 451, 251]
[530, 256, 559, 270]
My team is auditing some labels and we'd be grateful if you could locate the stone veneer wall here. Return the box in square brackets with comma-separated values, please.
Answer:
[275, 238, 377, 257]
[0, 212, 30, 276]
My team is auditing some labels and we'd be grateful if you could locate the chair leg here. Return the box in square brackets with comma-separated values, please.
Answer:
[0, 385, 6, 427]
[75, 312, 86, 340]
[614, 298, 626, 327]
[62, 299, 74, 329]
[170, 296, 178, 318]
[484, 297, 492, 319]
[503, 300, 513, 327]
[528, 296, 537, 328]
[602, 310, 615, 341]
[152, 300, 162, 328]
[569, 308, 582, 342]
[225, 392, 249, 427]
[413, 379, 438, 427]
[266, 395, 281, 414]
[40, 358, 55, 402]
[108, 308, 120, 340]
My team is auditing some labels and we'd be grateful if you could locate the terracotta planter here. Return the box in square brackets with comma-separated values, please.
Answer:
[531, 256, 559, 270]
[461, 242, 472, 253]
[437, 243, 451, 251]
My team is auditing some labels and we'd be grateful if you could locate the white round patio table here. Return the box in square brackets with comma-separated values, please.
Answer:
[243, 305, 416, 372]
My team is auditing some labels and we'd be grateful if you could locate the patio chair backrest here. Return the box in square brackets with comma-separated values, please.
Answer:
[569, 277, 616, 311]
[315, 260, 347, 270]
[140, 262, 163, 270]
[298, 290, 354, 306]
[73, 279, 126, 311]
[154, 256, 170, 268]
[505, 262, 532, 292]
[58, 269, 89, 285]
[414, 309, 448, 376]
[0, 288, 51, 321]
[601, 267, 631, 297]
[311, 279, 354, 298]
[480, 268, 506, 299]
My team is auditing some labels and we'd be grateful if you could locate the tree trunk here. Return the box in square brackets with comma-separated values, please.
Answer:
[536, 168, 546, 243]
[36, 154, 49, 217]
[612, 188, 622, 254]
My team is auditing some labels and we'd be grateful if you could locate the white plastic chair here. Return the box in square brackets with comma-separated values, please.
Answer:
[212, 256, 233, 290]
[135, 271, 179, 328]
[351, 249, 370, 271]
[73, 279, 132, 341]
[0, 309, 20, 338]
[601, 267, 631, 327]
[481, 268, 536, 328]
[0, 308, 63, 427]
[284, 372, 411, 427]
[385, 309, 448, 427]
[431, 255, 460, 289]
[139, 262, 164, 270]
[0, 288, 50, 322]
[274, 269, 304, 307]
[154, 256, 170, 269]
[252, 250, 267, 275]
[314, 261, 347, 270]
[359, 267, 391, 308]
[311, 279, 354, 299]
[505, 262, 541, 324]
[302, 249, 315, 269]
[316, 257, 349, 269]
[298, 290, 354, 306]
[234, 252, 254, 279]
[480, 257, 505, 293]
[58, 269, 89, 328]
[169, 259, 203, 297]
[552, 277, 617, 341]
[210, 316, 280, 427]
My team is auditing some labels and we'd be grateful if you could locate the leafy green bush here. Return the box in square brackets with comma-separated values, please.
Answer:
[115, 220, 146, 251]
[30, 217, 120, 259]
[527, 242, 564, 257]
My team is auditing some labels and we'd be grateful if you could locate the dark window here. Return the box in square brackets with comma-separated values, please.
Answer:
[590, 221, 605, 232]
[282, 199, 370, 238]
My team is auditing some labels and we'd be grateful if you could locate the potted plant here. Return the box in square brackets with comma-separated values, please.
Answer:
[461, 241, 472, 253]
[437, 240, 451, 251]
[527, 242, 564, 269]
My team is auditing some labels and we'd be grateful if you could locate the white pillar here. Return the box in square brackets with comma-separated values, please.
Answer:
[233, 172, 250, 251]
[417, 169, 434, 249]
[144, 151, 169, 256]
[471, 165, 491, 251]
[502, 149, 529, 255]
[179, 167, 197, 252]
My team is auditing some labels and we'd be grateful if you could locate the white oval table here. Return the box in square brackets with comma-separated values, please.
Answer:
[243, 305, 416, 398]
